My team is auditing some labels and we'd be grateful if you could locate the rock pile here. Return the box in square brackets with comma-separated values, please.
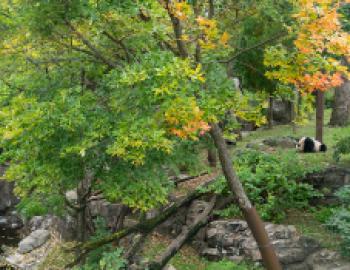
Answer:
[201, 219, 350, 270]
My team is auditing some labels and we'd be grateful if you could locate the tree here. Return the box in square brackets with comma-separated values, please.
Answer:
[330, 62, 350, 126]
[0, 1, 280, 269]
[330, 3, 350, 126]
[265, 0, 350, 142]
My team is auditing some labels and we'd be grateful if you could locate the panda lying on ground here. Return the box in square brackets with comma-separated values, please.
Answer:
[296, 137, 327, 153]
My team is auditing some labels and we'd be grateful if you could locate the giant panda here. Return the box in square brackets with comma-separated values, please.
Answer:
[296, 137, 327, 153]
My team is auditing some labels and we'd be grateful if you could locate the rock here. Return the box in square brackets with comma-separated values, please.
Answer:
[0, 214, 22, 230]
[245, 142, 270, 151]
[6, 253, 25, 266]
[284, 261, 310, 270]
[263, 137, 298, 149]
[0, 180, 19, 214]
[272, 99, 292, 124]
[164, 264, 177, 270]
[6, 237, 53, 270]
[306, 249, 350, 270]
[65, 189, 78, 204]
[25, 215, 75, 240]
[186, 200, 209, 226]
[203, 219, 323, 268]
[303, 166, 350, 205]
[201, 248, 223, 261]
[0, 214, 23, 246]
[89, 198, 129, 231]
[18, 229, 50, 254]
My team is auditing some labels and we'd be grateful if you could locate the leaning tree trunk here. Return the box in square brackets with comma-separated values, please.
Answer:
[329, 79, 350, 126]
[210, 123, 282, 270]
[316, 90, 325, 142]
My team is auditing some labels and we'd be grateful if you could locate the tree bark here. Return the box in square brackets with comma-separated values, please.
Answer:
[209, 123, 282, 270]
[76, 170, 94, 242]
[268, 96, 273, 129]
[329, 79, 350, 126]
[207, 148, 217, 168]
[316, 90, 325, 142]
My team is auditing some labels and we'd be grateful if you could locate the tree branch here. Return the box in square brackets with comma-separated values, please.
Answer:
[65, 21, 118, 69]
[102, 31, 132, 62]
[164, 1, 188, 58]
[220, 31, 287, 63]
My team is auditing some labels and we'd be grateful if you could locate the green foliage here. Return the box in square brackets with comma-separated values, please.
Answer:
[327, 186, 350, 258]
[74, 218, 126, 270]
[205, 260, 261, 270]
[333, 136, 350, 162]
[313, 207, 336, 224]
[16, 195, 65, 218]
[208, 150, 321, 221]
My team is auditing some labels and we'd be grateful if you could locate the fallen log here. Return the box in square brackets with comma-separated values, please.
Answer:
[147, 195, 217, 270]
[66, 175, 219, 267]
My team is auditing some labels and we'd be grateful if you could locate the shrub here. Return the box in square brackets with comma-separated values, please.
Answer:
[74, 218, 126, 270]
[333, 136, 350, 162]
[205, 260, 261, 270]
[327, 186, 350, 258]
[208, 150, 321, 222]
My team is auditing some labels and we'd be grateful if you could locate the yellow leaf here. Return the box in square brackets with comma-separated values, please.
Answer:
[220, 32, 229, 46]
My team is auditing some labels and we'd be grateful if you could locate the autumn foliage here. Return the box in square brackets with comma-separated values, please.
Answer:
[265, 0, 350, 94]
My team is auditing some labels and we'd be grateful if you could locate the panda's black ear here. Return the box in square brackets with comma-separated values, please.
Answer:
[320, 144, 327, 152]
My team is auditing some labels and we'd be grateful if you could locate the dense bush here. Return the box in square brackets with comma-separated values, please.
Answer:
[327, 186, 350, 258]
[208, 150, 321, 222]
[333, 136, 350, 162]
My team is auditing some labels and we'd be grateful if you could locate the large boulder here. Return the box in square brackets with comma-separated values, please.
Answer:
[18, 229, 50, 254]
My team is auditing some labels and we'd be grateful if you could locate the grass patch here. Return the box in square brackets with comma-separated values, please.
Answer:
[37, 241, 76, 270]
[235, 109, 350, 168]
[283, 209, 341, 250]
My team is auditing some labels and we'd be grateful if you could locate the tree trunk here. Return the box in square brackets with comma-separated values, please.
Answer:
[76, 170, 94, 242]
[207, 147, 217, 168]
[329, 79, 350, 126]
[209, 123, 282, 270]
[316, 90, 325, 142]
[291, 90, 299, 134]
[268, 96, 273, 129]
